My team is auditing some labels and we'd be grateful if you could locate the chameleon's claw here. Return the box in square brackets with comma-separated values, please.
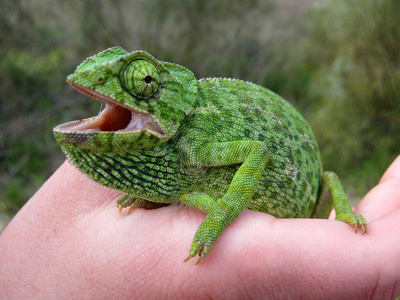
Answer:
[361, 224, 367, 235]
[347, 214, 367, 235]
[184, 255, 193, 263]
[354, 224, 367, 235]
[195, 253, 206, 265]
[357, 224, 367, 235]
[176, 201, 186, 208]
[184, 250, 207, 264]
[195, 250, 208, 264]
[117, 204, 136, 214]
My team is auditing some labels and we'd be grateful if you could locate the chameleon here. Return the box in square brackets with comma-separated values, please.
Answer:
[54, 47, 367, 264]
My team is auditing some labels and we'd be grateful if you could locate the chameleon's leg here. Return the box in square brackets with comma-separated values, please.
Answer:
[182, 140, 268, 263]
[318, 171, 367, 234]
[180, 192, 216, 213]
[117, 193, 169, 213]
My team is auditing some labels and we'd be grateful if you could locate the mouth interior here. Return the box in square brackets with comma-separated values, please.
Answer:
[65, 82, 163, 134]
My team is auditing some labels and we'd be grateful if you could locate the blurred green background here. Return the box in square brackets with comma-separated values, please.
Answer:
[1, 0, 399, 220]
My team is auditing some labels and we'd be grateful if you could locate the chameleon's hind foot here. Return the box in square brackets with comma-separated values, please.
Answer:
[321, 172, 367, 235]
[341, 213, 367, 235]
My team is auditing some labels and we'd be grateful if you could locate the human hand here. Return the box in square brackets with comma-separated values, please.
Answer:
[1, 157, 399, 299]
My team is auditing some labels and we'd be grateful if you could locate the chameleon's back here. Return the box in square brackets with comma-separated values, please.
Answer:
[178, 78, 322, 218]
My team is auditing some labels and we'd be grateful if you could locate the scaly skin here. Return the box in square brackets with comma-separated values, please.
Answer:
[54, 47, 366, 263]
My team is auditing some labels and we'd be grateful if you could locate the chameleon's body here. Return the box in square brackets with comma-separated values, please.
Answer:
[54, 47, 366, 263]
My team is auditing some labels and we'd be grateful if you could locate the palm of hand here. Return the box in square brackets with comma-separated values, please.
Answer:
[1, 157, 400, 299]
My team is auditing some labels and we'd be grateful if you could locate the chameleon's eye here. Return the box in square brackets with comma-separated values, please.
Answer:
[120, 59, 160, 99]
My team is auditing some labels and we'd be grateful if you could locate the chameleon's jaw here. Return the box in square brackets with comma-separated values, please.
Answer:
[57, 82, 164, 135]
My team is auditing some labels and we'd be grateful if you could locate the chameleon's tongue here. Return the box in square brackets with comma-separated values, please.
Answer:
[64, 82, 163, 134]
[123, 110, 161, 132]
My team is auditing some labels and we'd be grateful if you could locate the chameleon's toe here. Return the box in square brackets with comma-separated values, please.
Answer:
[195, 251, 208, 265]
[183, 254, 193, 262]
[184, 240, 211, 264]
[117, 199, 134, 213]
[343, 213, 367, 235]
[184, 250, 208, 265]
[117, 194, 135, 208]
[117, 204, 136, 213]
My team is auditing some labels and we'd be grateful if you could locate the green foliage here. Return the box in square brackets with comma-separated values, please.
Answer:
[262, 0, 400, 195]
[138, 0, 273, 81]
[301, 0, 400, 194]
[0, 48, 69, 213]
[0, 0, 103, 214]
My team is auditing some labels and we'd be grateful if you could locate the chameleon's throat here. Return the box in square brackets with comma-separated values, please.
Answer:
[62, 82, 164, 134]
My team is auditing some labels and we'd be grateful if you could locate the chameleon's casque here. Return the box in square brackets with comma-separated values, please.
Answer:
[54, 47, 366, 263]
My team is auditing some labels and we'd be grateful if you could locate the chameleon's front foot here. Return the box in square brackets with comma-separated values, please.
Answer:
[184, 246, 209, 265]
[337, 213, 367, 235]
[183, 213, 227, 264]
[117, 194, 137, 213]
[117, 193, 170, 212]
[183, 238, 212, 265]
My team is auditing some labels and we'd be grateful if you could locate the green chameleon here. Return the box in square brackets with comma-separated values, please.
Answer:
[54, 47, 366, 264]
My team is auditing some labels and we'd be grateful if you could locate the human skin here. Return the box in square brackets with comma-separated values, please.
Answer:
[0, 157, 399, 299]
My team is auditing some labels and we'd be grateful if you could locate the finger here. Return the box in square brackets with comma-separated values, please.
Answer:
[380, 155, 400, 183]
[357, 156, 400, 221]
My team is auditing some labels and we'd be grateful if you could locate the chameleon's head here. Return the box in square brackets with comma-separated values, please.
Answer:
[54, 47, 198, 152]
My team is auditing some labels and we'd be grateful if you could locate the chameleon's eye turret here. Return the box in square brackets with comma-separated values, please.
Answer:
[120, 59, 160, 100]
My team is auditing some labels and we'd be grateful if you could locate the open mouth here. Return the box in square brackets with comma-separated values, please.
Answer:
[60, 82, 164, 135]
